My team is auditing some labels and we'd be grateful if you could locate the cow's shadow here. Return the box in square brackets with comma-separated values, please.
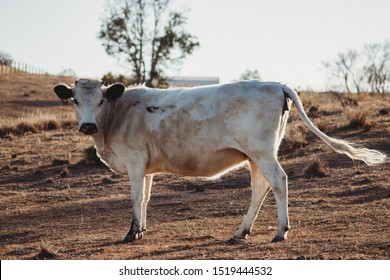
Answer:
[94, 235, 260, 260]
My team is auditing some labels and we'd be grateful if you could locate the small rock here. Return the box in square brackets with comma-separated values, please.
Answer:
[11, 159, 28, 165]
[102, 178, 116, 184]
[60, 168, 69, 177]
[52, 159, 70, 166]
[44, 178, 55, 184]
[0, 164, 11, 171]
[32, 244, 60, 260]
[34, 170, 44, 175]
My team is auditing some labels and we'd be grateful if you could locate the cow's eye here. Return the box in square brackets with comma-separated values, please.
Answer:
[99, 99, 104, 106]
[73, 98, 79, 105]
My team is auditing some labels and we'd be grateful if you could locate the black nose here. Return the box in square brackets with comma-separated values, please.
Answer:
[79, 123, 98, 135]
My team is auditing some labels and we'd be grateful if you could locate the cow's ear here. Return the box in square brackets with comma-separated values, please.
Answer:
[105, 83, 125, 100]
[53, 84, 73, 100]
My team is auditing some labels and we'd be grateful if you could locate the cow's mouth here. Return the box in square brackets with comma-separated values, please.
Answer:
[79, 123, 98, 135]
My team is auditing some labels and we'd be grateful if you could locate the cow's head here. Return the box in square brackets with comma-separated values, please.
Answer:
[53, 79, 125, 135]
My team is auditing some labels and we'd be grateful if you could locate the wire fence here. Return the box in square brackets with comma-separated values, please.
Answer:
[0, 61, 48, 76]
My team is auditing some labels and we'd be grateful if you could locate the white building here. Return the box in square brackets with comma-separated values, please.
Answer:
[168, 76, 220, 87]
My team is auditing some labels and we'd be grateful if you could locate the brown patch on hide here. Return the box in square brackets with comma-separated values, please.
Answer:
[98, 99, 142, 144]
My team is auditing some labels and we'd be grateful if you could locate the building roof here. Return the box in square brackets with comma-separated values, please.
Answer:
[168, 76, 220, 87]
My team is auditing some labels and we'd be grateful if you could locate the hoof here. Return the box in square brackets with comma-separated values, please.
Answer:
[232, 229, 250, 241]
[228, 232, 249, 244]
[122, 231, 143, 243]
[122, 235, 133, 243]
[271, 235, 285, 243]
[135, 231, 143, 240]
[228, 237, 243, 245]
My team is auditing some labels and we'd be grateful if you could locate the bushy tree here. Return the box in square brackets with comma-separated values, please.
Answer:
[102, 72, 134, 86]
[364, 42, 390, 94]
[323, 41, 390, 94]
[0, 51, 13, 66]
[239, 69, 261, 81]
[99, 0, 199, 87]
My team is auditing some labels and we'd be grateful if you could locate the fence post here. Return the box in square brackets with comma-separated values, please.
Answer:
[0, 61, 50, 76]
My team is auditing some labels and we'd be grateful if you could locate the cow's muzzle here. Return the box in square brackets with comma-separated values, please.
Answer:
[79, 123, 98, 135]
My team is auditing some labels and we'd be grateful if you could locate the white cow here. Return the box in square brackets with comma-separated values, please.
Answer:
[54, 79, 386, 243]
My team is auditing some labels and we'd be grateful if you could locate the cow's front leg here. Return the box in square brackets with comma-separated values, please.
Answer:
[141, 175, 153, 232]
[123, 163, 147, 243]
[123, 213, 143, 243]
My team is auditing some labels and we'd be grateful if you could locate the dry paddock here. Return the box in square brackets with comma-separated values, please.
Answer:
[0, 74, 389, 259]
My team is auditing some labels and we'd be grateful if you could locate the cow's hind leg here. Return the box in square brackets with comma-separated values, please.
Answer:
[255, 157, 290, 242]
[232, 160, 270, 241]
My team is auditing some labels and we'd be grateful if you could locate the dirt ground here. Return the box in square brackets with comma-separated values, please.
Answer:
[0, 73, 389, 260]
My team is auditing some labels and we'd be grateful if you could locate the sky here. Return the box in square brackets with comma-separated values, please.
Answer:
[0, 0, 389, 90]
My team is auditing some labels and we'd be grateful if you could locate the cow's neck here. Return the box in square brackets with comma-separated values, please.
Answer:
[91, 133, 108, 157]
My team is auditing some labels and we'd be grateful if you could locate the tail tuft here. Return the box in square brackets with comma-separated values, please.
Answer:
[326, 138, 386, 165]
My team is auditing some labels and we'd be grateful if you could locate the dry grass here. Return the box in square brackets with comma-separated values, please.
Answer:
[0, 110, 76, 138]
[0, 72, 76, 138]
[299, 91, 340, 108]
[304, 160, 328, 178]
[308, 105, 320, 118]
[341, 96, 359, 108]
[344, 107, 371, 129]
[32, 242, 60, 260]
[83, 145, 103, 165]
[314, 118, 331, 132]
[285, 122, 309, 148]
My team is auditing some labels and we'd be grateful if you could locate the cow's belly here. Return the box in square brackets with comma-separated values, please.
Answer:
[146, 148, 248, 177]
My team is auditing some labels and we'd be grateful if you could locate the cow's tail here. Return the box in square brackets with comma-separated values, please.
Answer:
[281, 85, 387, 165]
